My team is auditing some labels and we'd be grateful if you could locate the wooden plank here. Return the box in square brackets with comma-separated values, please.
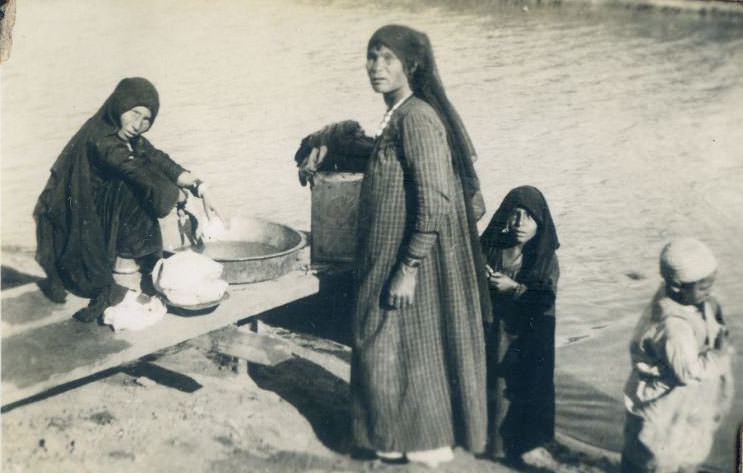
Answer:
[213, 329, 296, 366]
[1, 270, 319, 406]
[2, 284, 89, 337]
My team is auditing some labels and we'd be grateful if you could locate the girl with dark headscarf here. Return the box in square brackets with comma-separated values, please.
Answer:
[296, 25, 490, 467]
[34, 77, 219, 322]
[479, 185, 560, 466]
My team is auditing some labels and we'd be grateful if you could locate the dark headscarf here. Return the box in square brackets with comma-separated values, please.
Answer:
[368, 25, 482, 214]
[368, 24, 491, 320]
[35, 77, 161, 298]
[481, 186, 559, 284]
[99, 77, 160, 129]
[49, 77, 160, 176]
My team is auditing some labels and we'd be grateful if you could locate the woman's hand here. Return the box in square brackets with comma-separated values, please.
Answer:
[714, 328, 727, 350]
[487, 271, 519, 294]
[386, 263, 418, 309]
[297, 145, 328, 187]
[176, 171, 197, 188]
[199, 187, 222, 221]
[177, 176, 222, 221]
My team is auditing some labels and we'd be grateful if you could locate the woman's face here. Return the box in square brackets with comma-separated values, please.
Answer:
[506, 206, 538, 244]
[118, 106, 152, 140]
[366, 44, 409, 95]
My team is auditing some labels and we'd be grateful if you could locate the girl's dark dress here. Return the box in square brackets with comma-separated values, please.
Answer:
[480, 186, 560, 459]
[34, 78, 184, 320]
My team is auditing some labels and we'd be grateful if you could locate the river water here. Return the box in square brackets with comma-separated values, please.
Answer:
[2, 0, 742, 470]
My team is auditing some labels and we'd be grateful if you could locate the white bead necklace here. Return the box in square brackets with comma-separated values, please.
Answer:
[373, 93, 413, 138]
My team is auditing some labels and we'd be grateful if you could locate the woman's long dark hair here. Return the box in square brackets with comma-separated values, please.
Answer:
[368, 24, 491, 319]
[368, 25, 481, 209]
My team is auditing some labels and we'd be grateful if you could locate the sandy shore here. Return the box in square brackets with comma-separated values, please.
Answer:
[1, 256, 617, 473]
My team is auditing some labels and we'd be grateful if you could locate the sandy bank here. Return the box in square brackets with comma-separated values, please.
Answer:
[1, 320, 617, 473]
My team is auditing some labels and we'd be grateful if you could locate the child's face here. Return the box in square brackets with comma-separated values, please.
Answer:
[506, 206, 538, 244]
[669, 272, 716, 306]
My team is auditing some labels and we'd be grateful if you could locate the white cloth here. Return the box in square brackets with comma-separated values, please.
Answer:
[659, 237, 718, 283]
[200, 216, 227, 242]
[152, 250, 228, 306]
[103, 291, 166, 332]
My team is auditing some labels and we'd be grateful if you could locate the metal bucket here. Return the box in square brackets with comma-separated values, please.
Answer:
[177, 217, 306, 284]
[311, 172, 363, 264]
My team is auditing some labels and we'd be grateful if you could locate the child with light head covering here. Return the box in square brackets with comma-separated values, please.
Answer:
[621, 238, 734, 473]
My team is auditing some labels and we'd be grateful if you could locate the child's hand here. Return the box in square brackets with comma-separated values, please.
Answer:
[720, 341, 735, 357]
[714, 327, 729, 350]
[488, 271, 519, 293]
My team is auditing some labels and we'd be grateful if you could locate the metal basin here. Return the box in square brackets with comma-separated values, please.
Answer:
[184, 217, 306, 284]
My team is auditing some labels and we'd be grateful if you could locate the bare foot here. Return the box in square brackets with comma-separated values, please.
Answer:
[407, 446, 454, 468]
[521, 446, 559, 470]
[376, 451, 406, 464]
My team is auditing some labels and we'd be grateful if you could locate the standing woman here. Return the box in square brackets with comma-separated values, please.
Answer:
[34, 77, 218, 322]
[298, 25, 491, 467]
[354, 24, 493, 467]
[480, 186, 560, 466]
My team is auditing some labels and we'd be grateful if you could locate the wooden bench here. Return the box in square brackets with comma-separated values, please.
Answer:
[1, 253, 319, 408]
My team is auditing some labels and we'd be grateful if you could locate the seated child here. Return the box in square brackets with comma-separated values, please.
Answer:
[622, 237, 734, 473]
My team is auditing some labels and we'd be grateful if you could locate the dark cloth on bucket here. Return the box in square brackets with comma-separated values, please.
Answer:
[294, 120, 372, 182]
[34, 77, 184, 319]
[480, 186, 560, 458]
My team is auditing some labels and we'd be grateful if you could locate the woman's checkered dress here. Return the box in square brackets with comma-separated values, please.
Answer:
[350, 97, 488, 453]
